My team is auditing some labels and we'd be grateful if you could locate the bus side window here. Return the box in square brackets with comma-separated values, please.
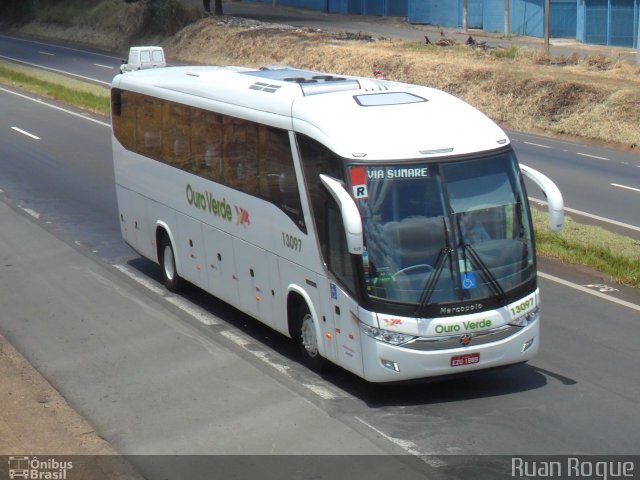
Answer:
[112, 89, 136, 150]
[136, 97, 162, 159]
[223, 116, 258, 192]
[163, 102, 191, 170]
[297, 134, 345, 261]
[192, 109, 223, 181]
[257, 126, 305, 232]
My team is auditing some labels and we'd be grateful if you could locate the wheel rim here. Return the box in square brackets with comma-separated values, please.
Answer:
[163, 245, 175, 281]
[300, 313, 319, 358]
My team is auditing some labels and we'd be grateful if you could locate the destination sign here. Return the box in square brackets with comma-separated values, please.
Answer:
[367, 166, 430, 180]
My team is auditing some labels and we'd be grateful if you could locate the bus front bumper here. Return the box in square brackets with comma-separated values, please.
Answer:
[360, 320, 539, 383]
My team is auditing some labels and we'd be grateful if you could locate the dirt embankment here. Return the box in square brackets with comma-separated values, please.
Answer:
[12, 1, 640, 150]
[0, 333, 141, 478]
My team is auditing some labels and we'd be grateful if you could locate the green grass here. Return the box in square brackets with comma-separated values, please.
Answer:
[489, 45, 520, 60]
[0, 60, 109, 115]
[532, 209, 640, 288]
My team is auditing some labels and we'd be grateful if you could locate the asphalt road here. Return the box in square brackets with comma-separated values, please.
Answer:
[0, 33, 119, 86]
[510, 132, 640, 233]
[1, 59, 640, 480]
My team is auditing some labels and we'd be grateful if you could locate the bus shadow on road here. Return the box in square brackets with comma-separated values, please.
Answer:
[123, 257, 576, 408]
[324, 363, 565, 407]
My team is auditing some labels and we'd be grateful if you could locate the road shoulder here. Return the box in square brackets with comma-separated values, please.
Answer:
[0, 333, 142, 478]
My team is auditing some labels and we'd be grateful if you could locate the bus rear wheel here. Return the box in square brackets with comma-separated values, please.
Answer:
[159, 235, 183, 293]
[297, 304, 327, 373]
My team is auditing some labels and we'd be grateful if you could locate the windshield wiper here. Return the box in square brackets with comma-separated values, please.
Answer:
[414, 217, 453, 316]
[414, 247, 452, 316]
[455, 214, 508, 304]
[464, 243, 508, 303]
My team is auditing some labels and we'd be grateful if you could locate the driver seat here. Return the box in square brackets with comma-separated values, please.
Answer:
[383, 216, 444, 268]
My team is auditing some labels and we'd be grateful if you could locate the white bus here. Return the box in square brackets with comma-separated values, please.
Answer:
[110, 64, 563, 383]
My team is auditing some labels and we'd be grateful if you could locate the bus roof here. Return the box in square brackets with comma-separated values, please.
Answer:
[112, 65, 509, 160]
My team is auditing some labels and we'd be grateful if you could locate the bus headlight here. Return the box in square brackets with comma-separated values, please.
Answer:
[360, 323, 416, 346]
[509, 307, 540, 327]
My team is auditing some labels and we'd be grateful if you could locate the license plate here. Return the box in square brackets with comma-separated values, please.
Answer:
[450, 352, 480, 367]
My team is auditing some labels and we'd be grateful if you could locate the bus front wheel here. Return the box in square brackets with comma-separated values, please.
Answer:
[297, 305, 327, 373]
[159, 235, 183, 292]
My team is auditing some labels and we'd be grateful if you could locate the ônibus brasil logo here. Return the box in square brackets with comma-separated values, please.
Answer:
[8, 456, 73, 479]
[186, 184, 250, 227]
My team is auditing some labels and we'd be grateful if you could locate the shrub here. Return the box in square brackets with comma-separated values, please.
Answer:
[0, 0, 37, 25]
[143, 0, 200, 37]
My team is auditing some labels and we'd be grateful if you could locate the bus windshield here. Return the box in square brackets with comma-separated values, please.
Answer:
[348, 150, 534, 310]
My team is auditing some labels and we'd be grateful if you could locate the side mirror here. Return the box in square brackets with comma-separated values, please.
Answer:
[319, 174, 364, 254]
[520, 164, 564, 231]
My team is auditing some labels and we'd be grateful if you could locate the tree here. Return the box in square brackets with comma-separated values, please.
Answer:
[214, 0, 223, 15]
[203, 0, 223, 15]
[0, 0, 36, 24]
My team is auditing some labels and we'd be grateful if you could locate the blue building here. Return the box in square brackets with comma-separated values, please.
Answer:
[243, 0, 639, 48]
[409, 0, 578, 39]
[577, 0, 639, 47]
[244, 0, 407, 15]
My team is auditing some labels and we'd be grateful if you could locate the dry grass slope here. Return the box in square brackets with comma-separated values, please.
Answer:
[164, 18, 640, 149]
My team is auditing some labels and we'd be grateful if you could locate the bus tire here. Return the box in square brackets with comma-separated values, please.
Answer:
[297, 304, 327, 373]
[159, 234, 183, 293]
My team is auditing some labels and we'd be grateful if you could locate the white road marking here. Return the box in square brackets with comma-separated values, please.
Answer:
[0, 86, 110, 128]
[220, 330, 290, 375]
[576, 152, 611, 162]
[38, 51, 54, 56]
[353, 416, 450, 466]
[576, 152, 609, 161]
[94, 63, 114, 70]
[301, 383, 339, 400]
[113, 264, 164, 294]
[11, 126, 40, 140]
[112, 264, 221, 325]
[19, 206, 40, 219]
[611, 183, 640, 193]
[251, 350, 291, 376]
[0, 54, 111, 86]
[220, 331, 345, 399]
[81, 265, 344, 399]
[530, 197, 640, 233]
[354, 416, 422, 455]
[539, 271, 640, 313]
[219, 331, 338, 400]
[584, 284, 619, 293]
[523, 141, 552, 149]
[164, 295, 220, 326]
